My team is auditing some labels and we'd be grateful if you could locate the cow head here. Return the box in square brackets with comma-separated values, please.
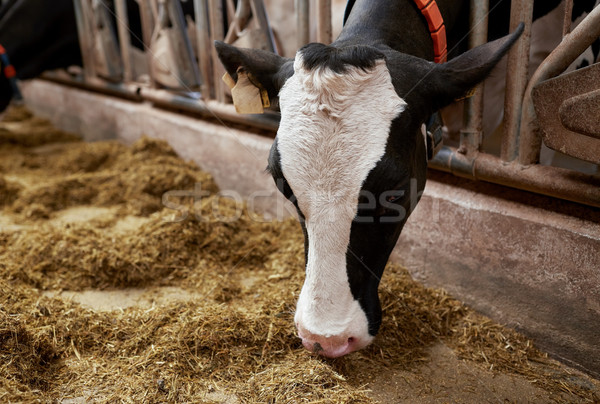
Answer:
[215, 25, 522, 358]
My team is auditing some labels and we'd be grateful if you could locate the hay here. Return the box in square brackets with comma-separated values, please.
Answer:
[1, 106, 598, 403]
[0, 105, 80, 147]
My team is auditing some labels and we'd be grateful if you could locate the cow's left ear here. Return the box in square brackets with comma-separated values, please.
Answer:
[214, 41, 294, 101]
[427, 23, 524, 110]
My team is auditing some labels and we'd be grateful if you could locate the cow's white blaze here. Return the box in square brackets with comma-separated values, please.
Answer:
[277, 53, 406, 340]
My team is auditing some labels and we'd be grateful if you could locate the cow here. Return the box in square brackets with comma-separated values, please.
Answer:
[0, 0, 80, 112]
[213, 0, 534, 358]
[2, 0, 596, 357]
[0, 0, 184, 112]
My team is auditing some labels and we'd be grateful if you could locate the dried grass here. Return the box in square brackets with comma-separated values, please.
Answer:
[1, 106, 598, 403]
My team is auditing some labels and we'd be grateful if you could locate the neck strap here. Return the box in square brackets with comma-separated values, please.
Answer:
[414, 0, 448, 63]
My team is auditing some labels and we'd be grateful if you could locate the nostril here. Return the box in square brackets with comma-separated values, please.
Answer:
[347, 337, 355, 344]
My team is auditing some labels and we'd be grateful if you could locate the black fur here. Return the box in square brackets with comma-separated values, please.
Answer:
[299, 42, 385, 73]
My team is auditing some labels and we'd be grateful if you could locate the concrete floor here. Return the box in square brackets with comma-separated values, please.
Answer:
[21, 79, 600, 378]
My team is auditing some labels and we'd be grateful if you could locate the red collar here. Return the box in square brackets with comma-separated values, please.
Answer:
[415, 0, 447, 63]
[0, 44, 17, 78]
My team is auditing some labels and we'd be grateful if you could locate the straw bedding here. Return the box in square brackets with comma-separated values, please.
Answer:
[1, 106, 598, 403]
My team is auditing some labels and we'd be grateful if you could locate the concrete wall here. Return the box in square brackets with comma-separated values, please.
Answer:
[21, 79, 600, 378]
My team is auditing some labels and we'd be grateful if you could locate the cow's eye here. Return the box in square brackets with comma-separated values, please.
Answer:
[386, 194, 402, 204]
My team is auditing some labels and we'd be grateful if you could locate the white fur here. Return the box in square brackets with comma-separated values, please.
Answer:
[277, 54, 406, 339]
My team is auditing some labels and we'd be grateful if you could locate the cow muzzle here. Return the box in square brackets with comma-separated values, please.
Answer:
[296, 323, 369, 358]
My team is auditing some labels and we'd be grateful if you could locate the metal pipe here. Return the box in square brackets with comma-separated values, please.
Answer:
[430, 146, 600, 208]
[40, 71, 280, 132]
[140, 87, 280, 132]
[42, 70, 143, 101]
[224, 0, 251, 43]
[518, 5, 600, 165]
[459, 0, 489, 156]
[562, 0, 574, 37]
[296, 0, 309, 49]
[208, 0, 226, 103]
[194, 0, 214, 100]
[138, 0, 156, 87]
[500, 0, 534, 162]
[72, 0, 96, 80]
[250, 0, 278, 53]
[115, 0, 132, 82]
[166, 0, 202, 88]
[316, 0, 332, 44]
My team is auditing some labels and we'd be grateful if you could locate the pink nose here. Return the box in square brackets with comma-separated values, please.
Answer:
[297, 324, 359, 358]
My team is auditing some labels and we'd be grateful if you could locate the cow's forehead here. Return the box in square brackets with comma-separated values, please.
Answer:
[276, 53, 406, 218]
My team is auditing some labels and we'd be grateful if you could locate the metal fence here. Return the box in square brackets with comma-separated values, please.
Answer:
[57, 0, 600, 207]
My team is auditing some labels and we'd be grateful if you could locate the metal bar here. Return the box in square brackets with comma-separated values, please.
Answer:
[194, 0, 215, 99]
[115, 0, 133, 82]
[430, 146, 600, 208]
[138, 0, 156, 87]
[41, 71, 280, 132]
[72, 0, 96, 80]
[563, 0, 574, 37]
[208, 0, 226, 103]
[42, 70, 143, 101]
[459, 0, 489, 156]
[296, 0, 309, 49]
[316, 0, 332, 44]
[250, 0, 277, 53]
[518, 5, 600, 165]
[167, 0, 202, 88]
[141, 87, 280, 132]
[224, 0, 251, 43]
[500, 0, 534, 162]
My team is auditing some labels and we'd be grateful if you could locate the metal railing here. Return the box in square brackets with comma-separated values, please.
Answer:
[58, 0, 600, 207]
[429, 0, 600, 208]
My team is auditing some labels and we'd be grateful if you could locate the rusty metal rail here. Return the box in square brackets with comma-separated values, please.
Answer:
[60, 0, 600, 207]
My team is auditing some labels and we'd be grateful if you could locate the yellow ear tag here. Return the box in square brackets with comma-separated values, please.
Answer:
[245, 71, 270, 109]
[259, 86, 270, 109]
[228, 70, 262, 114]
[222, 69, 270, 113]
[222, 71, 236, 90]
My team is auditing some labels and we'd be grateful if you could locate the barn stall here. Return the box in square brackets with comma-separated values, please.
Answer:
[2, 0, 600, 402]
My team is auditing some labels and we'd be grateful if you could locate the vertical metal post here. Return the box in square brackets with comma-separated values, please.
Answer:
[72, 0, 96, 80]
[115, 0, 132, 82]
[459, 0, 488, 156]
[138, 0, 156, 87]
[316, 0, 332, 44]
[500, 0, 534, 162]
[208, 0, 226, 102]
[195, 0, 215, 100]
[250, 0, 278, 53]
[166, 0, 202, 88]
[296, 0, 310, 49]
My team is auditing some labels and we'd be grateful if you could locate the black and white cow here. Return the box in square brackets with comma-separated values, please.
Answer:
[215, 0, 529, 358]
[0, 0, 181, 112]
[0, 0, 80, 112]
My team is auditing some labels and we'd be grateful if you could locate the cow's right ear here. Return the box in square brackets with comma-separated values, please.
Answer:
[427, 23, 524, 110]
[214, 41, 294, 101]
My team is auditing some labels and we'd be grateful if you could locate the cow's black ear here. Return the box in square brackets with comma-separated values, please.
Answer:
[214, 41, 294, 100]
[430, 23, 524, 109]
